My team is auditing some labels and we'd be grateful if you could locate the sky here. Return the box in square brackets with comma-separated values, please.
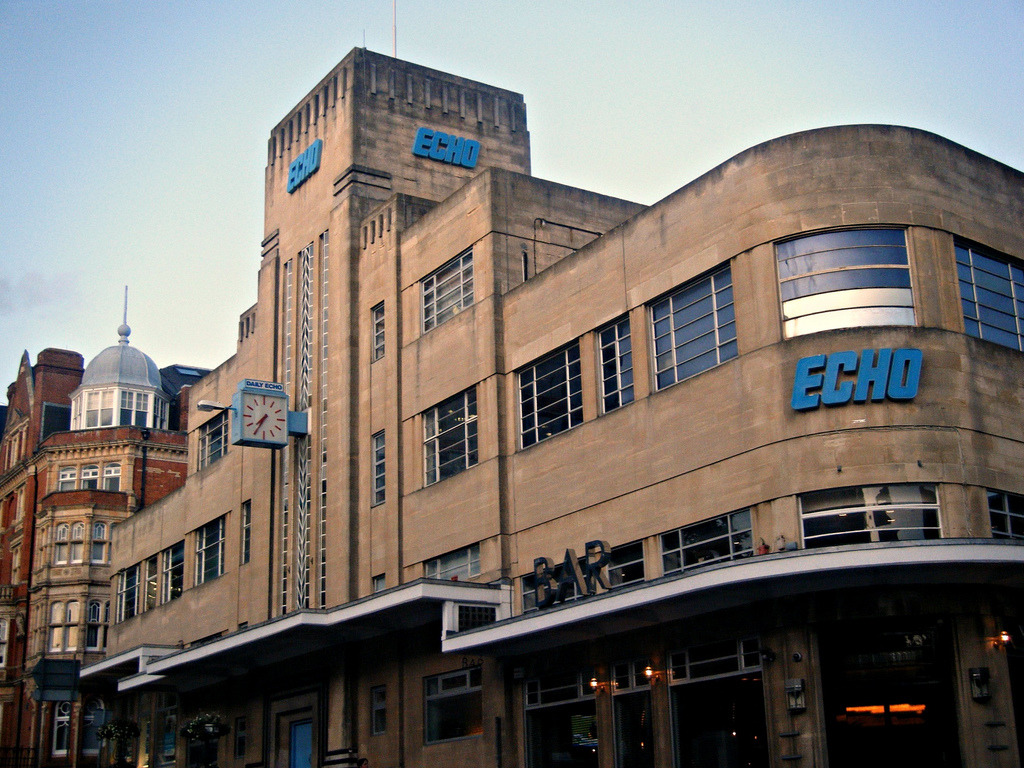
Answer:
[1, 0, 1022, 401]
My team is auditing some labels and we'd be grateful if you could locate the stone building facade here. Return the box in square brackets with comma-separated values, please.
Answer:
[89, 48, 1024, 768]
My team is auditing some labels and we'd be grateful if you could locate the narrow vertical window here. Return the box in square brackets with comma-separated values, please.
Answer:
[241, 500, 252, 565]
[598, 317, 634, 412]
[91, 522, 109, 563]
[161, 541, 185, 602]
[371, 685, 387, 734]
[372, 432, 386, 505]
[372, 302, 385, 361]
[519, 343, 583, 447]
[195, 518, 225, 585]
[70, 523, 85, 563]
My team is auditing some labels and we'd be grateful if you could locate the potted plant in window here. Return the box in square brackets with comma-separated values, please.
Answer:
[181, 712, 229, 768]
[97, 718, 140, 768]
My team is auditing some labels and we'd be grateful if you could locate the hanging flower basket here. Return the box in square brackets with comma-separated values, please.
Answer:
[97, 719, 140, 768]
[180, 713, 230, 741]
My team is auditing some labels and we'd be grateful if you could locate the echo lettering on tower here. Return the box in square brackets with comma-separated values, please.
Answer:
[412, 127, 480, 169]
[791, 348, 923, 411]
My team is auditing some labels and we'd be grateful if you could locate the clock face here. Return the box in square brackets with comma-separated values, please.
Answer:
[241, 394, 287, 443]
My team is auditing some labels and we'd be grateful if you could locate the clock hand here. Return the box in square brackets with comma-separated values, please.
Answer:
[254, 414, 268, 429]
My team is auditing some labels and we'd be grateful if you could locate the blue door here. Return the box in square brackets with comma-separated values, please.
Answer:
[289, 719, 312, 768]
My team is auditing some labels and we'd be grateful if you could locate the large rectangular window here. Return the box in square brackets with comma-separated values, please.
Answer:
[661, 509, 753, 575]
[424, 667, 483, 743]
[161, 541, 184, 602]
[777, 228, 913, 337]
[800, 484, 939, 548]
[198, 413, 228, 469]
[422, 249, 473, 332]
[195, 518, 225, 585]
[957, 242, 1024, 351]
[424, 389, 478, 485]
[598, 317, 634, 413]
[519, 343, 583, 448]
[425, 543, 480, 581]
[651, 265, 736, 390]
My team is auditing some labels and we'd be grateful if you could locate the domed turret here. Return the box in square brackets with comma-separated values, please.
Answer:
[70, 323, 170, 430]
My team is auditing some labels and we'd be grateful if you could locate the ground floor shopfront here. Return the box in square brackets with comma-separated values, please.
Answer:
[88, 544, 1024, 768]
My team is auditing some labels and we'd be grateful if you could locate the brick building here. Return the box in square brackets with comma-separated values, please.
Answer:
[86, 48, 1024, 768]
[0, 329, 205, 767]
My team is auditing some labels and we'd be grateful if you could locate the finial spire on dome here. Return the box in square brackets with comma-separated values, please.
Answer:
[117, 285, 131, 345]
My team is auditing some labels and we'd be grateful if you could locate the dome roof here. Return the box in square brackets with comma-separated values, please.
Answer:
[81, 324, 163, 390]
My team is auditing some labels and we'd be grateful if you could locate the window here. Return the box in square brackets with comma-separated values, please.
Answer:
[669, 637, 761, 682]
[198, 413, 228, 469]
[651, 265, 736, 390]
[519, 343, 583, 448]
[143, 555, 159, 611]
[195, 518, 225, 585]
[86, 600, 106, 650]
[662, 509, 753, 574]
[161, 541, 185, 602]
[372, 432, 385, 505]
[598, 317, 634, 412]
[0, 619, 8, 666]
[372, 574, 386, 593]
[800, 484, 939, 548]
[372, 302, 385, 361]
[234, 717, 247, 759]
[777, 228, 913, 337]
[49, 601, 78, 651]
[424, 389, 478, 485]
[70, 522, 85, 563]
[103, 463, 121, 491]
[989, 490, 1024, 539]
[424, 667, 482, 743]
[53, 524, 69, 565]
[425, 543, 480, 581]
[371, 685, 387, 735]
[116, 565, 139, 622]
[52, 701, 71, 756]
[957, 242, 1024, 351]
[81, 465, 99, 490]
[240, 500, 251, 565]
[82, 699, 105, 754]
[91, 523, 109, 563]
[57, 467, 76, 492]
[422, 249, 473, 332]
[84, 390, 115, 428]
[120, 391, 150, 426]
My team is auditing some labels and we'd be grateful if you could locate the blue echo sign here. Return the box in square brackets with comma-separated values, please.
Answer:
[287, 139, 323, 193]
[791, 348, 923, 411]
[412, 127, 480, 169]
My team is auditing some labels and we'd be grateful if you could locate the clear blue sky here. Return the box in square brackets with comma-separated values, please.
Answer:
[2, 0, 1022, 399]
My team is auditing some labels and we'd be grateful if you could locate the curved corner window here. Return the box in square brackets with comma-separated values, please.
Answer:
[777, 229, 914, 337]
[957, 242, 1024, 351]
[800, 484, 939, 548]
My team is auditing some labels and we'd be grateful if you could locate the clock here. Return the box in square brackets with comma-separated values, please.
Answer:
[242, 393, 287, 442]
[230, 380, 291, 448]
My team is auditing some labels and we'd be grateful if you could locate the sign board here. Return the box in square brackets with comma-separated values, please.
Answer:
[287, 139, 323, 193]
[31, 659, 79, 702]
[533, 540, 612, 609]
[412, 127, 480, 169]
[792, 348, 922, 411]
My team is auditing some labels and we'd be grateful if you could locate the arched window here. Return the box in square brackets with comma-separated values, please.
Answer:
[70, 523, 85, 563]
[65, 601, 79, 651]
[53, 525, 69, 565]
[52, 701, 72, 756]
[91, 523, 109, 563]
[86, 600, 105, 650]
[81, 465, 99, 490]
[57, 467, 76, 492]
[82, 698, 105, 754]
[103, 463, 121, 491]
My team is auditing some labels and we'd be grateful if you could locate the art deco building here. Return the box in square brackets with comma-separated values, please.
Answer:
[0, 329, 205, 767]
[88, 49, 1024, 768]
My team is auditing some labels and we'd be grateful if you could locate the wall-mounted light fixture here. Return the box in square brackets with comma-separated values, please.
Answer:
[785, 678, 806, 713]
[589, 677, 608, 694]
[969, 667, 991, 702]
